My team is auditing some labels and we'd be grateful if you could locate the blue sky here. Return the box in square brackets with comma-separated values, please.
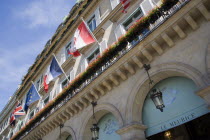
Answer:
[0, 0, 75, 112]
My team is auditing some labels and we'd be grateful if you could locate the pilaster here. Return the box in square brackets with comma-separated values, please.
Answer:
[197, 85, 210, 109]
[116, 123, 147, 140]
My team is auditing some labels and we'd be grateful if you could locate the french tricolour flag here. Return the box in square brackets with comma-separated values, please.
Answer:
[68, 21, 96, 57]
[44, 56, 63, 93]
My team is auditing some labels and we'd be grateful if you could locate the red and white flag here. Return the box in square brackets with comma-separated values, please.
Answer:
[68, 21, 96, 57]
[10, 113, 15, 127]
[67, 46, 81, 57]
[120, 0, 131, 13]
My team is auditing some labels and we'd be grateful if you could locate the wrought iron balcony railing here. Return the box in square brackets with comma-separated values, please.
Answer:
[12, 0, 191, 139]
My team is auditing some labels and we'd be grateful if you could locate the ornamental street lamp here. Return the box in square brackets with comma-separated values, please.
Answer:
[143, 64, 165, 112]
[90, 101, 99, 140]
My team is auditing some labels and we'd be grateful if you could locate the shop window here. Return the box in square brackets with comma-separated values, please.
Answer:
[66, 135, 72, 140]
[98, 113, 120, 140]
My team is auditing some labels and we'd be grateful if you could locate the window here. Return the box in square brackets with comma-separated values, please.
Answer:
[66, 135, 72, 140]
[123, 8, 143, 30]
[29, 110, 34, 120]
[87, 48, 100, 64]
[123, 8, 149, 45]
[9, 131, 13, 138]
[65, 42, 71, 59]
[88, 15, 96, 32]
[61, 76, 70, 89]
[35, 75, 43, 91]
[18, 121, 23, 130]
[43, 96, 50, 106]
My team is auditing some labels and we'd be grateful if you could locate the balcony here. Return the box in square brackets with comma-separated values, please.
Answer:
[11, 0, 210, 139]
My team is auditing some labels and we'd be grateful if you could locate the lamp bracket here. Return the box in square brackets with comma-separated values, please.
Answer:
[91, 101, 97, 107]
[143, 64, 151, 71]
[60, 124, 64, 128]
[143, 64, 153, 84]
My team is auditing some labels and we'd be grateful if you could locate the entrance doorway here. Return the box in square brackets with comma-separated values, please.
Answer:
[147, 113, 210, 140]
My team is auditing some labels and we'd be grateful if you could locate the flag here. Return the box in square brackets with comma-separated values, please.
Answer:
[13, 101, 26, 118]
[120, 0, 131, 13]
[10, 113, 15, 127]
[67, 47, 81, 57]
[70, 21, 96, 56]
[24, 84, 40, 111]
[44, 56, 63, 93]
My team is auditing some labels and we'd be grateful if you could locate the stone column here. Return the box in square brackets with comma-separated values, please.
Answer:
[197, 85, 210, 109]
[116, 123, 147, 140]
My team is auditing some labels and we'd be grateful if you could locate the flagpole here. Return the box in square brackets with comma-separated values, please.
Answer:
[31, 81, 41, 98]
[81, 17, 100, 45]
[52, 54, 70, 83]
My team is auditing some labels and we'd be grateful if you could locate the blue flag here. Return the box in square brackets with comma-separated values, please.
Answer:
[50, 57, 63, 78]
[24, 84, 40, 111]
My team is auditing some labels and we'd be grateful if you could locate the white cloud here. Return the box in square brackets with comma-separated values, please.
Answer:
[0, 0, 74, 111]
[15, 0, 71, 28]
[0, 40, 45, 88]
[0, 37, 48, 112]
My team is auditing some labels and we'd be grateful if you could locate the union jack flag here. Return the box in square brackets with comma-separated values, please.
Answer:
[13, 101, 26, 118]
[120, 0, 131, 13]
[10, 113, 15, 127]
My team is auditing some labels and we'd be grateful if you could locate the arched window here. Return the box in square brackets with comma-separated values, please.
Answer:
[66, 135, 72, 140]
[97, 113, 120, 140]
[142, 77, 210, 138]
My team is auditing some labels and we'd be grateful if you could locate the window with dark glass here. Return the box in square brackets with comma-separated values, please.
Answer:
[88, 15, 96, 32]
[65, 42, 71, 59]
[9, 131, 13, 138]
[29, 111, 34, 120]
[61, 76, 70, 89]
[36, 75, 43, 90]
[87, 48, 100, 64]
[123, 8, 149, 45]
[123, 8, 143, 30]
[43, 96, 50, 106]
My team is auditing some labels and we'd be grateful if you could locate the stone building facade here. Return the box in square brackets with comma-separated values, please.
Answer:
[0, 0, 210, 140]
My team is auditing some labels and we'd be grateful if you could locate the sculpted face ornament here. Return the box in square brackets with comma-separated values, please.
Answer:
[143, 64, 165, 112]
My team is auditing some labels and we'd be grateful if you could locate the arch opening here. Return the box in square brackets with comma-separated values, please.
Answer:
[82, 111, 121, 140]
[142, 77, 210, 139]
